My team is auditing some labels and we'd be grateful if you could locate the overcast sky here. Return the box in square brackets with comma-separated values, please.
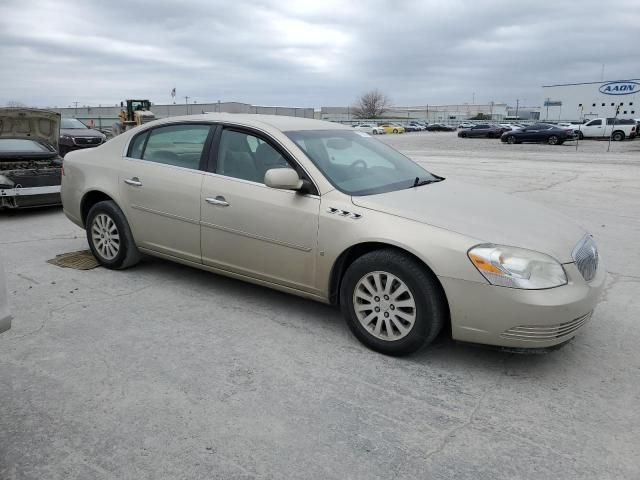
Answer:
[1, 0, 638, 108]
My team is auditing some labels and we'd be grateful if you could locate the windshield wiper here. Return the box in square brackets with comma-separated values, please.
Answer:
[412, 175, 444, 188]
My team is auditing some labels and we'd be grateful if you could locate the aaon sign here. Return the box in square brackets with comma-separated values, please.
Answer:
[599, 81, 639, 95]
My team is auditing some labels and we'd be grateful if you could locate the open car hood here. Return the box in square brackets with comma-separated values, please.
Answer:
[0, 108, 60, 151]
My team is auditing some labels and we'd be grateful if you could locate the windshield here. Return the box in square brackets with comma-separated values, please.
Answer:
[61, 118, 88, 129]
[0, 138, 55, 157]
[286, 130, 438, 196]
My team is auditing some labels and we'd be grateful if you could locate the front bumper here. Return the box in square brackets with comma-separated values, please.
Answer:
[440, 262, 605, 349]
[0, 185, 61, 208]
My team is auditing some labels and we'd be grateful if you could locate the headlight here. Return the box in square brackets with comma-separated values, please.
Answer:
[468, 244, 567, 289]
[60, 134, 71, 140]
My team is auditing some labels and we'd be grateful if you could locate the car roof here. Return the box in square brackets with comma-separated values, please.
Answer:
[150, 113, 351, 132]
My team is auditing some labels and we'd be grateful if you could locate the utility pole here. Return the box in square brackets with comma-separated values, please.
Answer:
[607, 104, 620, 152]
[184, 96, 190, 115]
[73, 101, 79, 115]
[515, 99, 519, 119]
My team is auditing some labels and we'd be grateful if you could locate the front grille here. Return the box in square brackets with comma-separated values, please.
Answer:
[73, 137, 102, 145]
[573, 235, 599, 282]
[501, 312, 592, 341]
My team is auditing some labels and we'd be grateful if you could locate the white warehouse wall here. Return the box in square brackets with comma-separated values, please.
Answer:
[541, 79, 639, 121]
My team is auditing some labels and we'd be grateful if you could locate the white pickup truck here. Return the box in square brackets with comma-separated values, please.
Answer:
[575, 118, 637, 141]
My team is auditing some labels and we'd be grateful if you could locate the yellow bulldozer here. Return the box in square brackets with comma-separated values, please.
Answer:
[112, 99, 155, 136]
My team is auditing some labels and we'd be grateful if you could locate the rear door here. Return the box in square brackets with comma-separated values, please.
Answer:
[119, 123, 215, 263]
[200, 127, 321, 293]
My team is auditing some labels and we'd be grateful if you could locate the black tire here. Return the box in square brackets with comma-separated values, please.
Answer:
[86, 200, 140, 270]
[460, 132, 467, 138]
[506, 135, 516, 144]
[547, 135, 559, 145]
[339, 249, 446, 356]
[393, 129, 398, 134]
[612, 131, 625, 141]
[577, 131, 584, 140]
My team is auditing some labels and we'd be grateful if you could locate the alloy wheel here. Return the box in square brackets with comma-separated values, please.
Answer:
[507, 135, 516, 144]
[91, 213, 120, 260]
[352, 271, 417, 341]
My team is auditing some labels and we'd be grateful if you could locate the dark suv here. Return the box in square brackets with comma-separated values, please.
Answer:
[59, 118, 106, 156]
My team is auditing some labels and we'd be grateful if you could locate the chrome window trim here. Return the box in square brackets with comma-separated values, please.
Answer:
[200, 170, 320, 200]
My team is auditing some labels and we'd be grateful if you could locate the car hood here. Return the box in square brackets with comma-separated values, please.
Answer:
[0, 108, 60, 151]
[60, 128, 104, 137]
[351, 179, 585, 263]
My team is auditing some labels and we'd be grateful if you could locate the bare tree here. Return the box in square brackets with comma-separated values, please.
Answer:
[5, 100, 26, 108]
[352, 89, 390, 119]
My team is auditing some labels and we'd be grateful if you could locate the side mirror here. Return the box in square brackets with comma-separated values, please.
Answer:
[264, 168, 303, 191]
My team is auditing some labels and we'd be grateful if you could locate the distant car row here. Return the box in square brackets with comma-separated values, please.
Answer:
[352, 121, 455, 134]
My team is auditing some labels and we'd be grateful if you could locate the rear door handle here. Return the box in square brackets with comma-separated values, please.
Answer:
[205, 196, 229, 207]
[124, 177, 143, 187]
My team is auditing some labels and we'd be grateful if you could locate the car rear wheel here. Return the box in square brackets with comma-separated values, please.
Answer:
[577, 131, 584, 140]
[393, 129, 398, 134]
[506, 135, 516, 144]
[612, 131, 625, 141]
[340, 249, 445, 356]
[86, 200, 140, 270]
[460, 132, 467, 138]
[547, 135, 559, 145]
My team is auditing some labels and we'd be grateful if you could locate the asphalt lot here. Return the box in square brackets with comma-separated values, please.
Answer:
[1, 132, 639, 479]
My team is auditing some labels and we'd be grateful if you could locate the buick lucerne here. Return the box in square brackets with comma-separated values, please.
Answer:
[61, 114, 604, 355]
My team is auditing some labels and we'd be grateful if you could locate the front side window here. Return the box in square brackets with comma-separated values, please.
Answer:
[130, 124, 211, 170]
[286, 130, 438, 196]
[216, 129, 291, 183]
[587, 119, 602, 126]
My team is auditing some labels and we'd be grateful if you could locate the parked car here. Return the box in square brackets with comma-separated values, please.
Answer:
[407, 121, 426, 131]
[378, 123, 405, 134]
[61, 114, 603, 355]
[501, 123, 575, 145]
[458, 124, 503, 138]
[575, 118, 637, 141]
[403, 123, 421, 132]
[425, 123, 455, 131]
[353, 123, 385, 135]
[0, 258, 11, 334]
[59, 118, 107, 156]
[0, 108, 63, 208]
[457, 122, 475, 129]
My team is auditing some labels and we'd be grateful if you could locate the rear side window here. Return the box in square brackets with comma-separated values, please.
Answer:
[129, 124, 211, 170]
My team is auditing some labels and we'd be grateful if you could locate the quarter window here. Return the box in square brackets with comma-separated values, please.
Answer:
[216, 129, 291, 183]
[141, 124, 211, 170]
[128, 131, 148, 159]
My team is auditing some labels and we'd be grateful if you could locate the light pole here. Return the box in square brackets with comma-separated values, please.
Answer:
[515, 99, 519, 120]
[184, 96, 190, 115]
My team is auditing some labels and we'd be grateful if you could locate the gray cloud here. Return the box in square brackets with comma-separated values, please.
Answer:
[1, 0, 638, 108]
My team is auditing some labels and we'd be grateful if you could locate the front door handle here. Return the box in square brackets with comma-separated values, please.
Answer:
[205, 196, 229, 207]
[124, 177, 143, 187]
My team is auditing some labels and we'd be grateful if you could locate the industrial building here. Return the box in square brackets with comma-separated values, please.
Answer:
[541, 79, 639, 121]
[317, 103, 508, 123]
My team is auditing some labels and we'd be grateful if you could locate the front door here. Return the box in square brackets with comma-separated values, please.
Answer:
[582, 119, 604, 138]
[200, 128, 320, 293]
[119, 123, 214, 263]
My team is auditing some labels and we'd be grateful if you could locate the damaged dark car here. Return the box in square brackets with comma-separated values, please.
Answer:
[0, 108, 63, 209]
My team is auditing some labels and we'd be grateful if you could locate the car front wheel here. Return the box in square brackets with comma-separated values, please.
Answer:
[340, 249, 446, 356]
[86, 200, 140, 270]
[547, 135, 559, 145]
[506, 135, 516, 144]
